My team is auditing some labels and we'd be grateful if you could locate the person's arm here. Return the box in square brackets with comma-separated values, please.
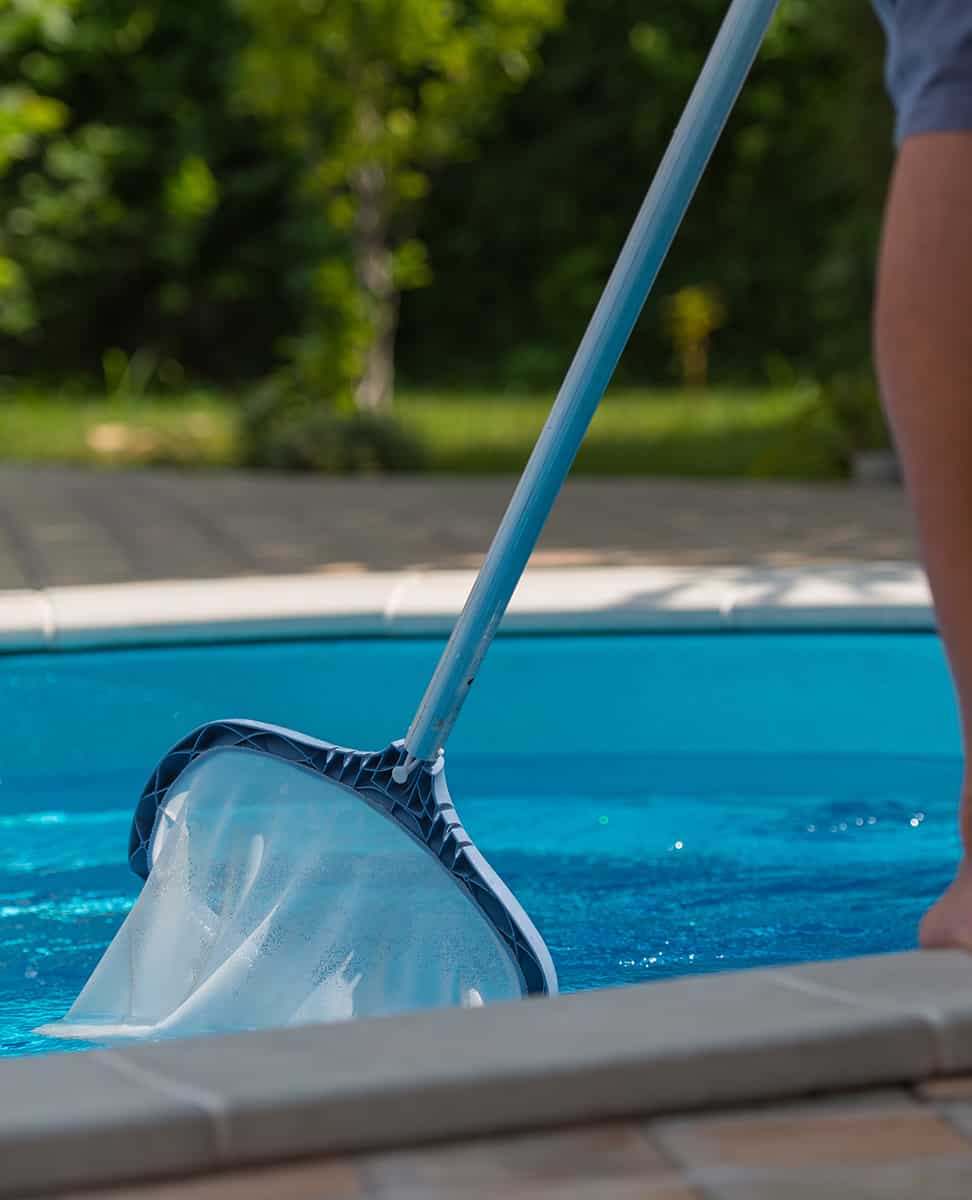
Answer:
[875, 131, 972, 947]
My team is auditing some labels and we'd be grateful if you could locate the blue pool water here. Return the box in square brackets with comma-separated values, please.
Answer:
[0, 632, 963, 1057]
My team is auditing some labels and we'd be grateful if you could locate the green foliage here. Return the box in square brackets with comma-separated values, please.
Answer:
[820, 370, 890, 453]
[0, 0, 894, 407]
[0, 0, 308, 376]
[747, 395, 850, 480]
[0, 86, 69, 174]
[663, 285, 726, 390]
[234, 0, 564, 409]
[0, 1, 73, 334]
[749, 370, 890, 479]
[100, 344, 164, 400]
[400, 0, 892, 386]
[241, 377, 424, 472]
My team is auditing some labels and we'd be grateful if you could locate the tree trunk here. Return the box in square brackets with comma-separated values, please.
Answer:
[351, 159, 398, 414]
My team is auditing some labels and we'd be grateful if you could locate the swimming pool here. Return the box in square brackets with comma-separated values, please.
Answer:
[0, 631, 962, 1057]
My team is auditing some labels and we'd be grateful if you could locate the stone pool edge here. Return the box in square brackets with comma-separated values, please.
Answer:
[0, 562, 935, 651]
[2, 949, 972, 1197]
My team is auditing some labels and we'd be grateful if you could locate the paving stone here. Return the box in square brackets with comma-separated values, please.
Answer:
[918, 1077, 972, 1102]
[693, 1158, 972, 1200]
[55, 1160, 361, 1200]
[361, 1122, 670, 1196]
[652, 1103, 971, 1169]
[0, 468, 919, 588]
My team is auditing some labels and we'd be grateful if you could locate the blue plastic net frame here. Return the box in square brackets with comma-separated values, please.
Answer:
[128, 719, 557, 999]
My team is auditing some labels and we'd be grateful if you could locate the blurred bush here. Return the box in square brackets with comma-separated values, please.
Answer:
[821, 370, 891, 454]
[241, 376, 424, 473]
[749, 370, 891, 479]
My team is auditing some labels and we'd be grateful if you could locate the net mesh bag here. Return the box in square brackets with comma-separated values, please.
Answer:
[40, 749, 523, 1042]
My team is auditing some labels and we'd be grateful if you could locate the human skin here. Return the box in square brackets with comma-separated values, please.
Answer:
[874, 131, 972, 949]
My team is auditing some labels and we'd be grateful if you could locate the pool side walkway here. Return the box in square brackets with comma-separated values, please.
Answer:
[63, 1078, 972, 1200]
[0, 466, 917, 589]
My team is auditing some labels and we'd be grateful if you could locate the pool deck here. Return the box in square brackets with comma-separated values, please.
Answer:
[0, 466, 917, 588]
[61, 1076, 972, 1200]
[6, 466, 971, 1200]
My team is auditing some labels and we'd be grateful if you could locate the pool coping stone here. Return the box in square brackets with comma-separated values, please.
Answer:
[2, 950, 972, 1197]
[0, 590, 53, 651]
[0, 563, 935, 651]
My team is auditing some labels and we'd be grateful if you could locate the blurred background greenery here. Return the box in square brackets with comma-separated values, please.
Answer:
[0, 0, 893, 478]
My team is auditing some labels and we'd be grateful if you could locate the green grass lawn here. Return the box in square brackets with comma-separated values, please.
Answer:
[0, 385, 816, 476]
[0, 390, 239, 468]
[398, 387, 811, 476]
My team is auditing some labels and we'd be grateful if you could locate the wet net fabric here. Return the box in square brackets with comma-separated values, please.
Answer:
[39, 749, 524, 1043]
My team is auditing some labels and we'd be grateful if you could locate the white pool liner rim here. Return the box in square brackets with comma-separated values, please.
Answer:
[0, 563, 935, 651]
